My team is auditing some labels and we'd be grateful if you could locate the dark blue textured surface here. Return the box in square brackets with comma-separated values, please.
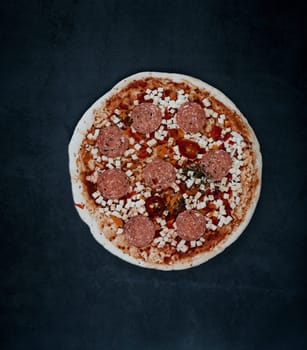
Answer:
[1, 1, 306, 349]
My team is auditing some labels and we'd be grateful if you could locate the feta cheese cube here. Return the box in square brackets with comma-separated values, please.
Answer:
[186, 178, 194, 189]
[176, 239, 186, 252]
[181, 244, 189, 253]
[129, 137, 135, 145]
[203, 98, 211, 107]
[111, 115, 121, 124]
[195, 192, 202, 200]
[117, 228, 123, 235]
[196, 201, 206, 210]
[190, 240, 196, 248]
[92, 191, 100, 199]
[147, 139, 157, 147]
[173, 145, 179, 154]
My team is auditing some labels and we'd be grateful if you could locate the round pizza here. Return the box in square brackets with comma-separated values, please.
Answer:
[69, 72, 262, 270]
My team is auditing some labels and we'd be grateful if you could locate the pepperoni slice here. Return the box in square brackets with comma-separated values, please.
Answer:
[97, 169, 129, 199]
[97, 125, 128, 158]
[124, 215, 155, 247]
[201, 150, 232, 181]
[176, 102, 206, 133]
[131, 103, 162, 134]
[143, 158, 176, 190]
[176, 210, 206, 241]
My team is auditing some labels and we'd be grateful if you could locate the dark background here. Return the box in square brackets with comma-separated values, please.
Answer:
[1, 0, 306, 349]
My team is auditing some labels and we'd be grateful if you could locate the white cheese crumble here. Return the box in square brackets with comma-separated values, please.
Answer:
[202, 98, 211, 107]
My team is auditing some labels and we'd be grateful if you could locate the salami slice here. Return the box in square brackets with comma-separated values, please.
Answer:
[97, 125, 128, 158]
[124, 215, 155, 247]
[201, 150, 232, 181]
[176, 102, 206, 133]
[131, 103, 162, 134]
[97, 168, 129, 199]
[176, 210, 206, 241]
[143, 158, 176, 189]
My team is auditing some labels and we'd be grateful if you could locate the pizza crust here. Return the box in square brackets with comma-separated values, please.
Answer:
[69, 72, 262, 270]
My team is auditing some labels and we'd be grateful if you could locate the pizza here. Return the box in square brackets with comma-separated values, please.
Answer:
[69, 72, 262, 270]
